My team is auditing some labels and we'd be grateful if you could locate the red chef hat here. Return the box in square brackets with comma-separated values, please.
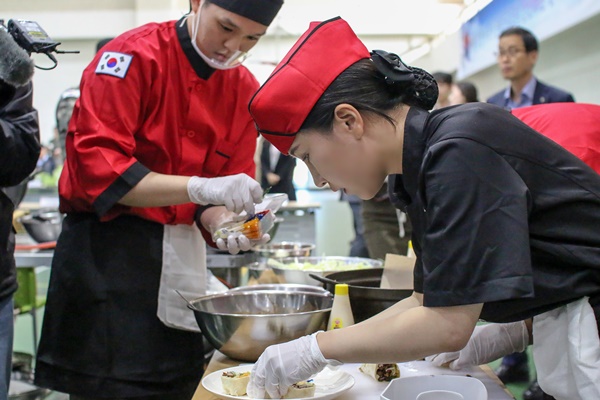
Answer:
[248, 17, 370, 155]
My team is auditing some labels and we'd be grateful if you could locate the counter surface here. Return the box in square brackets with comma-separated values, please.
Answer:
[193, 351, 515, 400]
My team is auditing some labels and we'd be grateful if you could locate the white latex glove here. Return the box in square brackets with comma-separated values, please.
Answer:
[425, 321, 529, 370]
[187, 174, 263, 215]
[216, 232, 270, 255]
[247, 332, 342, 399]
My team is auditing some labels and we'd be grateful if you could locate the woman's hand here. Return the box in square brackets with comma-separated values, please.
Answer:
[425, 320, 530, 370]
[247, 332, 341, 399]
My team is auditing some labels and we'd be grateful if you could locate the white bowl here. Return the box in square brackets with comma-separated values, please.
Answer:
[380, 375, 487, 400]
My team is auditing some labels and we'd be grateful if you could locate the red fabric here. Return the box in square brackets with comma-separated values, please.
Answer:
[249, 17, 370, 155]
[59, 20, 259, 225]
[513, 103, 600, 174]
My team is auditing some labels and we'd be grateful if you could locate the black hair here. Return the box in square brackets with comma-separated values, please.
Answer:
[301, 55, 438, 132]
[432, 71, 453, 85]
[456, 81, 479, 103]
[96, 38, 114, 54]
[499, 26, 538, 53]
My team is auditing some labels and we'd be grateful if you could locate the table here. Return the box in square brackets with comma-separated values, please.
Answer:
[193, 351, 515, 400]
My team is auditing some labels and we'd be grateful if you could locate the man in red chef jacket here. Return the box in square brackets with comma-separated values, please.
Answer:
[34, 1, 284, 399]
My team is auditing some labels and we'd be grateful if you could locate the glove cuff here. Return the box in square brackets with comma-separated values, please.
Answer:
[513, 321, 529, 353]
[187, 176, 209, 205]
[310, 332, 342, 367]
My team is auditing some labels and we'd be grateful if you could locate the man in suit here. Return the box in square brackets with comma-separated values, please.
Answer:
[260, 139, 297, 201]
[488, 26, 574, 400]
[487, 27, 574, 109]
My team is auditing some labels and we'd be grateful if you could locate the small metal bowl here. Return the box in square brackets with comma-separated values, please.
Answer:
[18, 208, 63, 243]
[252, 241, 315, 258]
[189, 290, 332, 361]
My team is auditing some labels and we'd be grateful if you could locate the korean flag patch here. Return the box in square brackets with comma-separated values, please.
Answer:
[95, 51, 133, 79]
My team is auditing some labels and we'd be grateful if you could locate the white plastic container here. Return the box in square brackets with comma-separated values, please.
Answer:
[380, 375, 487, 400]
[327, 283, 355, 329]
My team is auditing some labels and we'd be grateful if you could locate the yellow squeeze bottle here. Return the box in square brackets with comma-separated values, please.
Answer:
[327, 284, 354, 330]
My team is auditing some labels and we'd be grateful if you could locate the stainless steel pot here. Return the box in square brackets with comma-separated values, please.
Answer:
[310, 269, 412, 323]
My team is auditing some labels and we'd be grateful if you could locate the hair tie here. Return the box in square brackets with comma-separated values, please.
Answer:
[370, 50, 438, 110]
[370, 50, 413, 86]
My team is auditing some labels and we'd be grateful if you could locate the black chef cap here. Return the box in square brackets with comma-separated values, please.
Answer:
[209, 0, 284, 26]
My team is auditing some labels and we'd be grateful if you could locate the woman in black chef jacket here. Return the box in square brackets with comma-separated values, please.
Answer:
[246, 17, 600, 400]
[34, 1, 283, 399]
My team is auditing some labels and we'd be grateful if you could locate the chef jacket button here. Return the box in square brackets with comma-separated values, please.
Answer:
[187, 130, 195, 138]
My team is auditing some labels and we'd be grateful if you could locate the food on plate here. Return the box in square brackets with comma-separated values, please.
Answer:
[282, 380, 316, 398]
[359, 363, 400, 382]
[265, 380, 316, 399]
[221, 370, 251, 396]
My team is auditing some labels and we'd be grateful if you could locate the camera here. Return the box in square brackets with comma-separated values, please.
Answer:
[0, 18, 79, 69]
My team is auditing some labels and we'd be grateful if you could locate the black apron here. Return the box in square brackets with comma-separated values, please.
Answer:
[35, 213, 205, 398]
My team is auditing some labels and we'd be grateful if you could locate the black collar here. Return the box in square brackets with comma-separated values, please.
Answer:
[176, 16, 215, 80]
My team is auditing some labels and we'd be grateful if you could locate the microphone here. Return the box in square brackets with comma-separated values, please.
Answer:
[0, 27, 34, 87]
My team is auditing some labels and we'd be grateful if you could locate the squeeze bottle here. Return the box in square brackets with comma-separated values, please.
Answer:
[327, 283, 354, 330]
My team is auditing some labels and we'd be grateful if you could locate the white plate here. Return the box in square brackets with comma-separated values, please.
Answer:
[202, 365, 355, 400]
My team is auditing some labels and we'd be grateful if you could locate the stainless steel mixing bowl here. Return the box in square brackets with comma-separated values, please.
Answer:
[189, 290, 332, 362]
[228, 283, 331, 295]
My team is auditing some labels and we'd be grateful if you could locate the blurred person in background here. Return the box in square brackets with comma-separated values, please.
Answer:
[34, 1, 283, 399]
[246, 17, 600, 400]
[54, 87, 79, 163]
[53, 39, 113, 164]
[487, 27, 574, 110]
[340, 192, 369, 258]
[260, 139, 297, 201]
[449, 81, 479, 105]
[432, 71, 453, 110]
[0, 27, 40, 399]
[362, 182, 411, 260]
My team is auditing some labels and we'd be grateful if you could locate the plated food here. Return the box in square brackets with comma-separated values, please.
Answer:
[219, 370, 315, 398]
[359, 363, 400, 382]
[202, 365, 355, 400]
[281, 381, 316, 398]
[221, 371, 251, 396]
